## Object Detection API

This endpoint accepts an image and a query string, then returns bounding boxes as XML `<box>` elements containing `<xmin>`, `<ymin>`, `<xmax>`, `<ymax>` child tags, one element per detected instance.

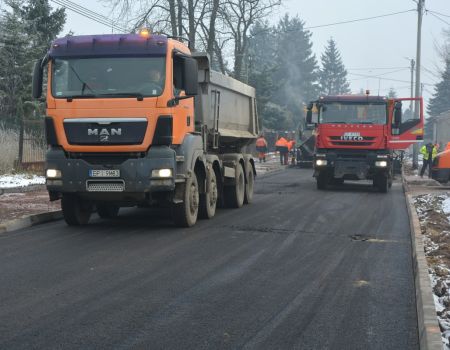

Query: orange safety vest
<box><xmin>275</xmin><ymin>137</ymin><xmax>288</xmax><ymax>148</ymax></box>
<box><xmin>256</xmin><ymin>137</ymin><xmax>267</xmax><ymax>148</ymax></box>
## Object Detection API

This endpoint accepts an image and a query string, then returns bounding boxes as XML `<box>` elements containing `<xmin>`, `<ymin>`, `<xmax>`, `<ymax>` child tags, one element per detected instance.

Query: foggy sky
<box><xmin>56</xmin><ymin>0</ymin><xmax>450</xmax><ymax>113</ymax></box>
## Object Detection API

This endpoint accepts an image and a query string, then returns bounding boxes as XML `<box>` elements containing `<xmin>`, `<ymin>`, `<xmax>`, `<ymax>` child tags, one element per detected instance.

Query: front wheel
<box><xmin>172</xmin><ymin>173</ymin><xmax>199</xmax><ymax>227</ymax></box>
<box><xmin>316</xmin><ymin>172</ymin><xmax>328</xmax><ymax>190</ymax></box>
<box><xmin>375</xmin><ymin>174</ymin><xmax>389</xmax><ymax>193</ymax></box>
<box><xmin>62</xmin><ymin>194</ymin><xmax>92</xmax><ymax>226</ymax></box>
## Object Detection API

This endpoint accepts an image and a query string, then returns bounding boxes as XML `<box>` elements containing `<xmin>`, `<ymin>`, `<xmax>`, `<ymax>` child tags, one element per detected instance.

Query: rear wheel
<box><xmin>172</xmin><ymin>173</ymin><xmax>199</xmax><ymax>227</ymax></box>
<box><xmin>224</xmin><ymin>163</ymin><xmax>245</xmax><ymax>208</ymax></box>
<box><xmin>244</xmin><ymin>165</ymin><xmax>254</xmax><ymax>204</ymax></box>
<box><xmin>97</xmin><ymin>204</ymin><xmax>119</xmax><ymax>219</ymax></box>
<box><xmin>62</xmin><ymin>194</ymin><xmax>92</xmax><ymax>226</ymax></box>
<box><xmin>199</xmin><ymin>168</ymin><xmax>218</xmax><ymax>219</ymax></box>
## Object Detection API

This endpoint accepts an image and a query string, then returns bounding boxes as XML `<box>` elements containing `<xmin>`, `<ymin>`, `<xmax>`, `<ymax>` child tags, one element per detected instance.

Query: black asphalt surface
<box><xmin>0</xmin><ymin>168</ymin><xmax>418</xmax><ymax>349</ymax></box>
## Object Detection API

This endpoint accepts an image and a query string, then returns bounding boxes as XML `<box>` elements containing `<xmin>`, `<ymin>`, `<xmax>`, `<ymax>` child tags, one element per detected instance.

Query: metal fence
<box><xmin>17</xmin><ymin>119</ymin><xmax>46</xmax><ymax>172</ymax></box>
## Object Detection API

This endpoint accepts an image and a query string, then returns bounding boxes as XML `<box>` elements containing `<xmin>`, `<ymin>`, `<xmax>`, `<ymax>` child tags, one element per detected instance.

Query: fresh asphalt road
<box><xmin>0</xmin><ymin>168</ymin><xmax>418</xmax><ymax>349</ymax></box>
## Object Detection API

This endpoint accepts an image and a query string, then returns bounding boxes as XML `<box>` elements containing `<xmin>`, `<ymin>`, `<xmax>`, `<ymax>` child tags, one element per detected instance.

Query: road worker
<box><xmin>275</xmin><ymin>136</ymin><xmax>289</xmax><ymax>165</ymax></box>
<box><xmin>256</xmin><ymin>135</ymin><xmax>268</xmax><ymax>163</ymax></box>
<box><xmin>420</xmin><ymin>142</ymin><xmax>438</xmax><ymax>178</ymax></box>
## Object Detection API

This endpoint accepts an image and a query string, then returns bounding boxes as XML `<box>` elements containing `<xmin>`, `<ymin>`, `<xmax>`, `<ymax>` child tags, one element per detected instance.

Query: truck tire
<box><xmin>376</xmin><ymin>174</ymin><xmax>389</xmax><ymax>193</ymax></box>
<box><xmin>316</xmin><ymin>172</ymin><xmax>328</xmax><ymax>190</ymax></box>
<box><xmin>62</xmin><ymin>194</ymin><xmax>92</xmax><ymax>226</ymax></box>
<box><xmin>172</xmin><ymin>173</ymin><xmax>199</xmax><ymax>227</ymax></box>
<box><xmin>224</xmin><ymin>163</ymin><xmax>245</xmax><ymax>208</ymax></box>
<box><xmin>199</xmin><ymin>168</ymin><xmax>217</xmax><ymax>219</ymax></box>
<box><xmin>244</xmin><ymin>166</ymin><xmax>254</xmax><ymax>204</ymax></box>
<box><xmin>97</xmin><ymin>204</ymin><xmax>119</xmax><ymax>219</ymax></box>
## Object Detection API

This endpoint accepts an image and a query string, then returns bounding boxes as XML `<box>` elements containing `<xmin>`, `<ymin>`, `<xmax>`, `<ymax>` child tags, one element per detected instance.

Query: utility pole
<box><xmin>409</xmin><ymin>59</ymin><xmax>415</xmax><ymax>111</ymax></box>
<box><xmin>412</xmin><ymin>0</ymin><xmax>424</xmax><ymax>169</ymax></box>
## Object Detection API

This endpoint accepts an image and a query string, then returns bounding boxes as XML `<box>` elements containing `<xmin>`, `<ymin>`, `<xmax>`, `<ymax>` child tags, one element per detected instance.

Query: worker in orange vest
<box><xmin>275</xmin><ymin>136</ymin><xmax>289</xmax><ymax>165</ymax></box>
<box><xmin>256</xmin><ymin>135</ymin><xmax>268</xmax><ymax>163</ymax></box>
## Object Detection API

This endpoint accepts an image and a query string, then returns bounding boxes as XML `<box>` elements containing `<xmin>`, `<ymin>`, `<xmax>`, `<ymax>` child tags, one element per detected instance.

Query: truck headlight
<box><xmin>375</xmin><ymin>161</ymin><xmax>388</xmax><ymax>167</ymax></box>
<box><xmin>316</xmin><ymin>159</ymin><xmax>327</xmax><ymax>166</ymax></box>
<box><xmin>46</xmin><ymin>169</ymin><xmax>61</xmax><ymax>178</ymax></box>
<box><xmin>152</xmin><ymin>168</ymin><xmax>173</xmax><ymax>178</ymax></box>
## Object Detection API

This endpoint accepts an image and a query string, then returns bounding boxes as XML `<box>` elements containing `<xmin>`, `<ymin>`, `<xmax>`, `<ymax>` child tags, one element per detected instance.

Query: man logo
<box><xmin>88</xmin><ymin>128</ymin><xmax>122</xmax><ymax>142</ymax></box>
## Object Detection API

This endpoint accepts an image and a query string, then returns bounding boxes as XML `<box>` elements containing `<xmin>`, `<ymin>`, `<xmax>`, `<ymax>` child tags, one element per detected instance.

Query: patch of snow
<box><xmin>0</xmin><ymin>174</ymin><xmax>45</xmax><ymax>189</ymax></box>
<box><xmin>443</xmin><ymin>198</ymin><xmax>450</xmax><ymax>216</ymax></box>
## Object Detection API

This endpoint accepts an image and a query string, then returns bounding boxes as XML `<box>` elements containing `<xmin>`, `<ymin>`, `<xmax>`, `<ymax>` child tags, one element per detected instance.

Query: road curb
<box><xmin>0</xmin><ymin>210</ymin><xmax>62</xmax><ymax>234</ymax></box>
<box><xmin>403</xmin><ymin>176</ymin><xmax>443</xmax><ymax>350</ymax></box>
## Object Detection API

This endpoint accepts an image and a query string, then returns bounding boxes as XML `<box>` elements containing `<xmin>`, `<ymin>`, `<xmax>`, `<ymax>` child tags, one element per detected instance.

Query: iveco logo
<box><xmin>341</xmin><ymin>132</ymin><xmax>363</xmax><ymax>141</ymax></box>
<box><xmin>88</xmin><ymin>128</ymin><xmax>122</xmax><ymax>142</ymax></box>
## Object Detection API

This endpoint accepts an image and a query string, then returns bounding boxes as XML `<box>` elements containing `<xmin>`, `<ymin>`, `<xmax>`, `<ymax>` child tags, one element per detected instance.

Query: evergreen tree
<box><xmin>0</xmin><ymin>7</ymin><xmax>30</xmax><ymax>125</ymax></box>
<box><xmin>427</xmin><ymin>59</ymin><xmax>450</xmax><ymax>116</ymax></box>
<box><xmin>248</xmin><ymin>21</ymin><xmax>289</xmax><ymax>130</ymax></box>
<box><xmin>387</xmin><ymin>87</ymin><xmax>397</xmax><ymax>98</ymax></box>
<box><xmin>318</xmin><ymin>38</ymin><xmax>350</xmax><ymax>95</ymax></box>
<box><xmin>0</xmin><ymin>0</ymin><xmax>65</xmax><ymax>126</ymax></box>
<box><xmin>273</xmin><ymin>15</ymin><xmax>319</xmax><ymax>127</ymax></box>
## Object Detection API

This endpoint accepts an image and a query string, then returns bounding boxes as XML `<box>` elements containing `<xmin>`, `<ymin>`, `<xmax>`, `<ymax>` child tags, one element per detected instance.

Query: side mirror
<box><xmin>394</xmin><ymin>101</ymin><xmax>402</xmax><ymax>126</ymax></box>
<box><xmin>182</xmin><ymin>57</ymin><xmax>198</xmax><ymax>96</ymax></box>
<box><xmin>32</xmin><ymin>59</ymin><xmax>43</xmax><ymax>99</ymax></box>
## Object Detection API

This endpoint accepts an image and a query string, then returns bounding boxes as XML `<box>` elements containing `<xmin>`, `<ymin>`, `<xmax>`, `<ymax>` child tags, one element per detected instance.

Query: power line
<box><xmin>304</xmin><ymin>9</ymin><xmax>416</xmax><ymax>30</ymax></box>
<box><xmin>426</xmin><ymin>11</ymin><xmax>450</xmax><ymax>26</ymax></box>
<box><xmin>49</xmin><ymin>0</ymin><xmax>128</xmax><ymax>33</ymax></box>
<box><xmin>348</xmin><ymin>72</ymin><xmax>434</xmax><ymax>86</ymax></box>
<box><xmin>427</xmin><ymin>9</ymin><xmax>450</xmax><ymax>18</ymax></box>
<box><xmin>347</xmin><ymin>66</ymin><xmax>409</xmax><ymax>71</ymax></box>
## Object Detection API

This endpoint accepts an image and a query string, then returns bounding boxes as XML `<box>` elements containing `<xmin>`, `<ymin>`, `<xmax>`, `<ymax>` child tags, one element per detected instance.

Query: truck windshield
<box><xmin>51</xmin><ymin>56</ymin><xmax>166</xmax><ymax>98</ymax></box>
<box><xmin>320</xmin><ymin>102</ymin><xmax>387</xmax><ymax>124</ymax></box>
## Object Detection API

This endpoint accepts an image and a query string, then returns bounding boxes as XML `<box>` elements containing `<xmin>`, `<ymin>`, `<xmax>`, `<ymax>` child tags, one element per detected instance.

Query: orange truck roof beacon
<box><xmin>32</xmin><ymin>33</ymin><xmax>259</xmax><ymax>227</ymax></box>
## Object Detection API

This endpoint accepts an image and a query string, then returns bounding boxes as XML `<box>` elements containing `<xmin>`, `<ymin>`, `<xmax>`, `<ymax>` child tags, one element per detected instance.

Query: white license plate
<box><xmin>89</xmin><ymin>169</ymin><xmax>120</xmax><ymax>178</ymax></box>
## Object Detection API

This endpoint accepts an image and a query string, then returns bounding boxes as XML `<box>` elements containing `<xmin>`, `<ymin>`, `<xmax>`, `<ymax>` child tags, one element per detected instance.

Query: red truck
<box><xmin>306</xmin><ymin>94</ymin><xmax>424</xmax><ymax>192</ymax></box>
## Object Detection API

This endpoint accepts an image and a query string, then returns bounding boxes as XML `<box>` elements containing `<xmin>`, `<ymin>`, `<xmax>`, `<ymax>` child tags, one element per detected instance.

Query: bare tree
<box><xmin>219</xmin><ymin>0</ymin><xmax>281</xmax><ymax>81</ymax></box>
<box><xmin>104</xmin><ymin>0</ymin><xmax>282</xmax><ymax>79</ymax></box>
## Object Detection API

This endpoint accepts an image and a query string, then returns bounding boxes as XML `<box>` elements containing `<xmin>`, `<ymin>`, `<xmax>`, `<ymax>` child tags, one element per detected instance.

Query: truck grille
<box><xmin>86</xmin><ymin>180</ymin><xmax>125</xmax><ymax>192</ymax></box>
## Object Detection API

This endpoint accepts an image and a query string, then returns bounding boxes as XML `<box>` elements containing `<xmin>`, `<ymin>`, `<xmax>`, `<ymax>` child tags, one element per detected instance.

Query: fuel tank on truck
<box><xmin>192</xmin><ymin>53</ymin><xmax>259</xmax><ymax>153</ymax></box>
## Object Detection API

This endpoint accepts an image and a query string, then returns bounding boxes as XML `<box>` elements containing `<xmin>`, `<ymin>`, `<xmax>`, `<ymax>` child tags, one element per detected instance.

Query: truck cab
<box><xmin>307</xmin><ymin>94</ymin><xmax>423</xmax><ymax>192</ymax></box>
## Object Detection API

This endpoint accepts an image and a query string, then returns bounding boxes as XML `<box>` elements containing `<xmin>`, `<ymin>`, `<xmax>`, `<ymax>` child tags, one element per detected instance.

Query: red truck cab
<box><xmin>307</xmin><ymin>94</ymin><xmax>424</xmax><ymax>192</ymax></box>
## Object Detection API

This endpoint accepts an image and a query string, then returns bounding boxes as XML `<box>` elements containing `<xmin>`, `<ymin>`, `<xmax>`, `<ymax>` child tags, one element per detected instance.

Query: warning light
<box><xmin>365</xmin><ymin>89</ymin><xmax>370</xmax><ymax>96</ymax></box>
<box><xmin>139</xmin><ymin>28</ymin><xmax>151</xmax><ymax>38</ymax></box>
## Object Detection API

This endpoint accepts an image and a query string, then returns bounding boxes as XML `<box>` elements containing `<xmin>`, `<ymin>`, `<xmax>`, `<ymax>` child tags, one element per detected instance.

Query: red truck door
<box><xmin>388</xmin><ymin>97</ymin><xmax>424</xmax><ymax>150</ymax></box>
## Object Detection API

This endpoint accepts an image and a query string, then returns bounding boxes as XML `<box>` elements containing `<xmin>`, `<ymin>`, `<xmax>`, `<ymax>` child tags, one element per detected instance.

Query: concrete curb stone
<box><xmin>0</xmin><ymin>210</ymin><xmax>62</xmax><ymax>234</ymax></box>
<box><xmin>403</xmin><ymin>174</ymin><xmax>443</xmax><ymax>350</ymax></box>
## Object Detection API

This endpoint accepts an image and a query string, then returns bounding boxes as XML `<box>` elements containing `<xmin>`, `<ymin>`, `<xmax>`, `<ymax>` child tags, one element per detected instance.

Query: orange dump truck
<box><xmin>433</xmin><ymin>142</ymin><xmax>450</xmax><ymax>183</ymax></box>
<box><xmin>32</xmin><ymin>32</ymin><xmax>258</xmax><ymax>227</ymax></box>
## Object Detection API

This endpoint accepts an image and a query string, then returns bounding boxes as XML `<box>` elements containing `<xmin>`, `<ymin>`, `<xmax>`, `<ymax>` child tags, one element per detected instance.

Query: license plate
<box><xmin>89</xmin><ymin>169</ymin><xmax>120</xmax><ymax>178</ymax></box>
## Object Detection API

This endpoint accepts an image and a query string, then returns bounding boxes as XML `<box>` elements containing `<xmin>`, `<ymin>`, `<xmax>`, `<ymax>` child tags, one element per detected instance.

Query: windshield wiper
<box><xmin>97</xmin><ymin>92</ymin><xmax>144</xmax><ymax>101</ymax></box>
<box><xmin>65</xmin><ymin>94</ymin><xmax>98</xmax><ymax>101</ymax></box>
<box><xmin>325</xmin><ymin>121</ymin><xmax>347</xmax><ymax>124</ymax></box>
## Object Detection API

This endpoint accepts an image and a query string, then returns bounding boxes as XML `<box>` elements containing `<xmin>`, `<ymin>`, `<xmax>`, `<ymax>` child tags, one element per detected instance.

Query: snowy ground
<box><xmin>0</xmin><ymin>174</ymin><xmax>45</xmax><ymax>189</ymax></box>
<box><xmin>414</xmin><ymin>192</ymin><xmax>450</xmax><ymax>349</ymax></box>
